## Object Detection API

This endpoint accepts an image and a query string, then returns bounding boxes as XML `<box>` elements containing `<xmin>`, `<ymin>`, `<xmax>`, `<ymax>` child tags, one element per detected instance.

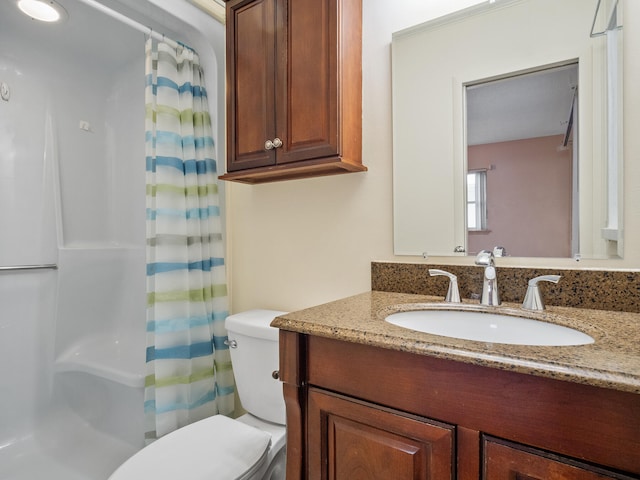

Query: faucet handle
<box><xmin>429</xmin><ymin>269</ymin><xmax>461</xmax><ymax>303</ymax></box>
<box><xmin>475</xmin><ymin>249</ymin><xmax>495</xmax><ymax>266</ymax></box>
<box><xmin>493</xmin><ymin>246</ymin><xmax>507</xmax><ymax>257</ymax></box>
<box><xmin>522</xmin><ymin>275</ymin><xmax>562</xmax><ymax>311</ymax></box>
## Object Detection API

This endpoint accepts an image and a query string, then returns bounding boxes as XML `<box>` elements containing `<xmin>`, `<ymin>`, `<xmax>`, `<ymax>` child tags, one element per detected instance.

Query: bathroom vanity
<box><xmin>273</xmin><ymin>291</ymin><xmax>640</xmax><ymax>479</ymax></box>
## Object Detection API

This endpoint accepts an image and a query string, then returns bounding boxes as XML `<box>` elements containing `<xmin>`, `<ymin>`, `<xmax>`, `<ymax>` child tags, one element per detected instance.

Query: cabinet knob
<box><xmin>264</xmin><ymin>138</ymin><xmax>283</xmax><ymax>150</ymax></box>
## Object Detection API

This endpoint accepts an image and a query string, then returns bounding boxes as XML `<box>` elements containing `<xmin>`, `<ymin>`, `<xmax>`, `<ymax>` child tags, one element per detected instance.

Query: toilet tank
<box><xmin>225</xmin><ymin>310</ymin><xmax>288</xmax><ymax>425</ymax></box>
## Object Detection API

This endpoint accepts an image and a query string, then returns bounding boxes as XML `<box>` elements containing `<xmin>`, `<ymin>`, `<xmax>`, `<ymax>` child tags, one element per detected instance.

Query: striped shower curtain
<box><xmin>144</xmin><ymin>38</ymin><xmax>234</xmax><ymax>441</ymax></box>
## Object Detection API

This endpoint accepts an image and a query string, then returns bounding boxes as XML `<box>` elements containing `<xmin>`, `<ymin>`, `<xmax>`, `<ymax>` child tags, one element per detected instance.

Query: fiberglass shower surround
<box><xmin>0</xmin><ymin>1</ymin><xmax>224</xmax><ymax>479</ymax></box>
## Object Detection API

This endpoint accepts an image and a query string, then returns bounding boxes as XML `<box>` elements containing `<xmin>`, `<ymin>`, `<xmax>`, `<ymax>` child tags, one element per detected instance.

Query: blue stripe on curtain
<box><xmin>157</xmin><ymin>76</ymin><xmax>179</xmax><ymax>91</ymax></box>
<box><xmin>184</xmin><ymin>158</ymin><xmax>217</xmax><ymax>174</ymax></box>
<box><xmin>146</xmin><ymin>341</ymin><xmax>213</xmax><ymax>361</ymax></box>
<box><xmin>147</xmin><ymin>316</ymin><xmax>231</xmax><ymax>338</ymax></box>
<box><xmin>147</xmin><ymin>315</ymin><xmax>210</xmax><ymax>333</ymax></box>
<box><xmin>145</xmin><ymin>206</ymin><xmax>221</xmax><ymax>221</ymax></box>
<box><xmin>146</xmin><ymin>258</ymin><xmax>226</xmax><ymax>275</ymax></box>
<box><xmin>216</xmin><ymin>385</ymin><xmax>235</xmax><ymax>397</ymax></box>
<box><xmin>145</xmin><ymin>156</ymin><xmax>216</xmax><ymax>174</ymax></box>
<box><xmin>156</xmin><ymin>130</ymin><xmax>183</xmax><ymax>146</ymax></box>
<box><xmin>145</xmin><ymin>383</ymin><xmax>236</xmax><ymax>415</ymax></box>
<box><xmin>145</xmin><ymin>73</ymin><xmax>208</xmax><ymax>96</ymax></box>
<box><xmin>144</xmin><ymin>390</ymin><xmax>217</xmax><ymax>415</ymax></box>
<box><xmin>156</xmin><ymin>155</ymin><xmax>184</xmax><ymax>171</ymax></box>
<box><xmin>145</xmin><ymin>38</ymin><xmax>234</xmax><ymax>442</ymax></box>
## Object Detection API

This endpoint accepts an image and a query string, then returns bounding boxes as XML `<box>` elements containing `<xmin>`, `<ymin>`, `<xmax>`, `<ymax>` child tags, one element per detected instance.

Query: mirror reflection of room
<box><xmin>465</xmin><ymin>64</ymin><xmax>578</xmax><ymax>257</ymax></box>
<box><xmin>391</xmin><ymin>0</ymin><xmax>623</xmax><ymax>260</ymax></box>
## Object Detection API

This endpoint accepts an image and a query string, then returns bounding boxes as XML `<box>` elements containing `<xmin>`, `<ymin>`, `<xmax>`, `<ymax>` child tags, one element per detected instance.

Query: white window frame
<box><xmin>467</xmin><ymin>170</ymin><xmax>487</xmax><ymax>231</ymax></box>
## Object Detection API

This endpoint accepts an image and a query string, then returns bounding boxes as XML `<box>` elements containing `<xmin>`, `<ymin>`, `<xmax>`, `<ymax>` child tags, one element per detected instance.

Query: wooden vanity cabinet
<box><xmin>220</xmin><ymin>0</ymin><xmax>366</xmax><ymax>184</ymax></box>
<box><xmin>279</xmin><ymin>331</ymin><xmax>640</xmax><ymax>480</ymax></box>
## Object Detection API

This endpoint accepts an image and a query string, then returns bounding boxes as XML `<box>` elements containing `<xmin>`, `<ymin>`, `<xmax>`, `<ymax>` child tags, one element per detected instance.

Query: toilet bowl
<box><xmin>108</xmin><ymin>309</ymin><xmax>288</xmax><ymax>480</ymax></box>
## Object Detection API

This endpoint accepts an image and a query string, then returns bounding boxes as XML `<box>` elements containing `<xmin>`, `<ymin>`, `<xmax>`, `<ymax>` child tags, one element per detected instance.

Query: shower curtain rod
<box><xmin>75</xmin><ymin>0</ymin><xmax>188</xmax><ymax>49</ymax></box>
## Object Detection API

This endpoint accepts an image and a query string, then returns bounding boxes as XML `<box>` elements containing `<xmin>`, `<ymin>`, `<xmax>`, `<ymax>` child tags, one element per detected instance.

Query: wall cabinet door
<box><xmin>225</xmin><ymin>0</ymin><xmax>278</xmax><ymax>172</ymax></box>
<box><xmin>222</xmin><ymin>0</ymin><xmax>365</xmax><ymax>183</ymax></box>
<box><xmin>483</xmin><ymin>437</ymin><xmax>636</xmax><ymax>480</ymax></box>
<box><xmin>307</xmin><ymin>388</ymin><xmax>454</xmax><ymax>480</ymax></box>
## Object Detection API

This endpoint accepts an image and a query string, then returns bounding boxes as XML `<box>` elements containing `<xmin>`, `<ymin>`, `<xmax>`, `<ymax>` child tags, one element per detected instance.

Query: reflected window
<box><xmin>467</xmin><ymin>170</ymin><xmax>487</xmax><ymax>231</ymax></box>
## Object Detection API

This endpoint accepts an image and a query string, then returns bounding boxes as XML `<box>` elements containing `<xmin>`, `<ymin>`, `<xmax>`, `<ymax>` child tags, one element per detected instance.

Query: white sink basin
<box><xmin>385</xmin><ymin>309</ymin><xmax>594</xmax><ymax>346</ymax></box>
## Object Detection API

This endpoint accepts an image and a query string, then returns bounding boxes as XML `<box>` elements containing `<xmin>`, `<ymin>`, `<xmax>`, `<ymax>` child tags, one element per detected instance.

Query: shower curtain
<box><xmin>144</xmin><ymin>38</ymin><xmax>234</xmax><ymax>441</ymax></box>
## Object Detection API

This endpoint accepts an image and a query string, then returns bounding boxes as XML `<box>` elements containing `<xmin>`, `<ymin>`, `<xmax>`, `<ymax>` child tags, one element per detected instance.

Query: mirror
<box><xmin>466</xmin><ymin>63</ymin><xmax>579</xmax><ymax>258</ymax></box>
<box><xmin>392</xmin><ymin>0</ymin><xmax>623</xmax><ymax>259</ymax></box>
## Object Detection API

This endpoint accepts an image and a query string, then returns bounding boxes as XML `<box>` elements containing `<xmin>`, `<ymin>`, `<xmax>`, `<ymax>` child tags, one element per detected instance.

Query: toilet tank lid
<box><xmin>225</xmin><ymin>309</ymin><xmax>288</xmax><ymax>341</ymax></box>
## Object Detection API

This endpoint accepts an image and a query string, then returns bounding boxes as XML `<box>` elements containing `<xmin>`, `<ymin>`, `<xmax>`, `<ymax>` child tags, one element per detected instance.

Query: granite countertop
<box><xmin>271</xmin><ymin>291</ymin><xmax>640</xmax><ymax>394</ymax></box>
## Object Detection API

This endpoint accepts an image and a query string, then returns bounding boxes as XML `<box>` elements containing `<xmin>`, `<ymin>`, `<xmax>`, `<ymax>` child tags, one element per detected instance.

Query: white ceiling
<box><xmin>466</xmin><ymin>63</ymin><xmax>579</xmax><ymax>145</ymax></box>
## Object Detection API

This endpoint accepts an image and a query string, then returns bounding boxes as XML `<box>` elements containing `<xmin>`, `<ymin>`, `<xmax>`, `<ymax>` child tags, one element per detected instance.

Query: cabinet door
<box><xmin>484</xmin><ymin>437</ymin><xmax>635</xmax><ymax>480</ymax></box>
<box><xmin>308</xmin><ymin>388</ymin><xmax>454</xmax><ymax>480</ymax></box>
<box><xmin>275</xmin><ymin>0</ymin><xmax>340</xmax><ymax>165</ymax></box>
<box><xmin>226</xmin><ymin>0</ymin><xmax>278</xmax><ymax>171</ymax></box>
<box><xmin>226</xmin><ymin>0</ymin><xmax>341</xmax><ymax>170</ymax></box>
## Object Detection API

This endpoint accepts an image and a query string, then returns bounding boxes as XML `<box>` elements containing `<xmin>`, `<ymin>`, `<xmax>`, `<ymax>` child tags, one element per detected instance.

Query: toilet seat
<box><xmin>108</xmin><ymin>415</ymin><xmax>272</xmax><ymax>480</ymax></box>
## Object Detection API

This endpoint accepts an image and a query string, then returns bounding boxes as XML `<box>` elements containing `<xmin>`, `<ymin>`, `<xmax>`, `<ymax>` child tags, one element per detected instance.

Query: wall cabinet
<box><xmin>279</xmin><ymin>332</ymin><xmax>640</xmax><ymax>479</ymax></box>
<box><xmin>220</xmin><ymin>0</ymin><xmax>366</xmax><ymax>184</ymax></box>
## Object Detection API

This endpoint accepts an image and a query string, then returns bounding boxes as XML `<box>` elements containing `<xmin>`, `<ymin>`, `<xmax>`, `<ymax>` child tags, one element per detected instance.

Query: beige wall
<box><xmin>226</xmin><ymin>0</ymin><xmax>640</xmax><ymax>314</ymax></box>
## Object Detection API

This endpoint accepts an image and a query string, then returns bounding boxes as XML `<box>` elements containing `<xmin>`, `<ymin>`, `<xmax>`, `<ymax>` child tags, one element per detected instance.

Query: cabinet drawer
<box><xmin>483</xmin><ymin>437</ymin><xmax>637</xmax><ymax>480</ymax></box>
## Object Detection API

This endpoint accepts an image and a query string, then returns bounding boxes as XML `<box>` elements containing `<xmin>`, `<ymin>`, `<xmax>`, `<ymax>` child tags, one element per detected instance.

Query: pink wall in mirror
<box><xmin>467</xmin><ymin>134</ymin><xmax>572</xmax><ymax>257</ymax></box>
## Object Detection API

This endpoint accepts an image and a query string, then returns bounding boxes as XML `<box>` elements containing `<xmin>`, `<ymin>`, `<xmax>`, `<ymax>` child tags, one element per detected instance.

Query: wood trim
<box><xmin>279</xmin><ymin>330</ymin><xmax>304</xmax><ymax>386</ymax></box>
<box><xmin>457</xmin><ymin>427</ymin><xmax>481</xmax><ymax>480</ymax></box>
<box><xmin>279</xmin><ymin>331</ymin><xmax>307</xmax><ymax>478</ymax></box>
<box><xmin>219</xmin><ymin>157</ymin><xmax>366</xmax><ymax>183</ymax></box>
<box><xmin>338</xmin><ymin>0</ymin><xmax>362</xmax><ymax>167</ymax></box>
<box><xmin>283</xmin><ymin>383</ymin><xmax>306</xmax><ymax>479</ymax></box>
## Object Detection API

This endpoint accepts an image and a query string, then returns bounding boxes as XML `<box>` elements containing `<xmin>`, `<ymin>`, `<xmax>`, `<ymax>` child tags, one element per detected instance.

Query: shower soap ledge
<box><xmin>55</xmin><ymin>335</ymin><xmax>145</xmax><ymax>388</ymax></box>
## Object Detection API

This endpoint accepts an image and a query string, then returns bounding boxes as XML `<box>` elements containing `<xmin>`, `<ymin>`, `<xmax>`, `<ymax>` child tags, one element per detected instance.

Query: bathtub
<box><xmin>0</xmin><ymin>248</ymin><xmax>146</xmax><ymax>480</ymax></box>
<box><xmin>54</xmin><ymin>247</ymin><xmax>147</xmax><ymax>448</ymax></box>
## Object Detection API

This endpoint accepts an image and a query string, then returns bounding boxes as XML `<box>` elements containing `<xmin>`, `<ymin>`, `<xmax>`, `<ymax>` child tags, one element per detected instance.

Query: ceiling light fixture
<box><xmin>17</xmin><ymin>0</ymin><xmax>68</xmax><ymax>23</ymax></box>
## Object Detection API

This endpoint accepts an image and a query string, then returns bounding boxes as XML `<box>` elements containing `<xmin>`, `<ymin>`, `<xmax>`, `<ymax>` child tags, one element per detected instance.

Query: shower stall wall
<box><xmin>0</xmin><ymin>1</ymin><xmax>224</xmax><ymax>479</ymax></box>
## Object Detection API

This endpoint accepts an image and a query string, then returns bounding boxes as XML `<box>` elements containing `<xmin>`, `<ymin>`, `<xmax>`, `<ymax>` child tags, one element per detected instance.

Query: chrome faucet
<box><xmin>475</xmin><ymin>250</ymin><xmax>500</xmax><ymax>306</ymax></box>
<box><xmin>522</xmin><ymin>275</ymin><xmax>562</xmax><ymax>310</ymax></box>
<box><xmin>429</xmin><ymin>269</ymin><xmax>461</xmax><ymax>303</ymax></box>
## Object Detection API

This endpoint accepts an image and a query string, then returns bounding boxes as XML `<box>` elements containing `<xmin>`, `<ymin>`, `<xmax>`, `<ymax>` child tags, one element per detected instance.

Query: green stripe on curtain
<box><xmin>147</xmin><ymin>285</ymin><xmax>228</xmax><ymax>306</ymax></box>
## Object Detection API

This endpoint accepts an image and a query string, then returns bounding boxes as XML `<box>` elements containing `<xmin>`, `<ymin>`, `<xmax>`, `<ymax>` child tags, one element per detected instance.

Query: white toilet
<box><xmin>108</xmin><ymin>309</ymin><xmax>288</xmax><ymax>480</ymax></box>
